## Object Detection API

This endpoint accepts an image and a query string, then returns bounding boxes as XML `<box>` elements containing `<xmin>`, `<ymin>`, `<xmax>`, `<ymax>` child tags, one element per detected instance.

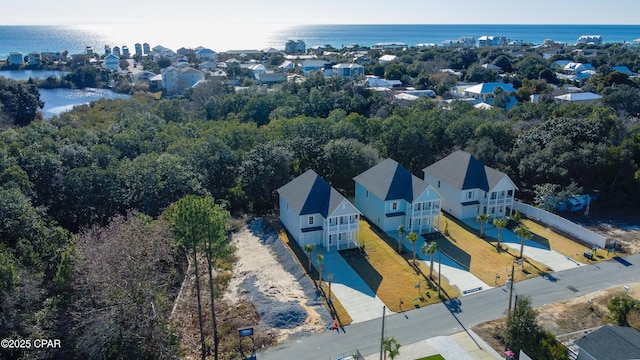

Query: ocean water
<box><xmin>39</xmin><ymin>88</ymin><xmax>131</xmax><ymax>119</ymax></box>
<box><xmin>1</xmin><ymin>24</ymin><xmax>639</xmax><ymax>58</ymax></box>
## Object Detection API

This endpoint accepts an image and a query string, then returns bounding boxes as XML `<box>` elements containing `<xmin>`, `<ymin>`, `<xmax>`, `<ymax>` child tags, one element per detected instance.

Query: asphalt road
<box><xmin>257</xmin><ymin>253</ymin><xmax>640</xmax><ymax>360</ymax></box>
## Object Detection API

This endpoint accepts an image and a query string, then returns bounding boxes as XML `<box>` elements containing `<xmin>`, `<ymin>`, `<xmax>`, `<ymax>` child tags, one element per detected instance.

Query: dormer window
<box><xmin>308</xmin><ymin>216</ymin><xmax>314</xmax><ymax>225</ymax></box>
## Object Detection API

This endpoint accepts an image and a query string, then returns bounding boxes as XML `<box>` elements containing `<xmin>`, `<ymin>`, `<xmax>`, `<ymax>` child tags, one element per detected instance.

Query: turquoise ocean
<box><xmin>1</xmin><ymin>24</ymin><xmax>640</xmax><ymax>59</ymax></box>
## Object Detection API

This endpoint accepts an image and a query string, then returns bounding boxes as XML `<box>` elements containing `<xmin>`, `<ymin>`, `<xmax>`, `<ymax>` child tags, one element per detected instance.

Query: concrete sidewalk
<box><xmin>313</xmin><ymin>248</ymin><xmax>390</xmax><ymax>324</ymax></box>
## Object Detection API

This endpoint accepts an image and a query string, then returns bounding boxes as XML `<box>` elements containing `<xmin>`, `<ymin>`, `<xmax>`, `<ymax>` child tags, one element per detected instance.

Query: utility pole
<box><xmin>379</xmin><ymin>306</ymin><xmax>386</xmax><ymax>360</ymax></box>
<box><xmin>438</xmin><ymin>250</ymin><xmax>442</xmax><ymax>298</ymax></box>
<box><xmin>507</xmin><ymin>261</ymin><xmax>515</xmax><ymax>316</ymax></box>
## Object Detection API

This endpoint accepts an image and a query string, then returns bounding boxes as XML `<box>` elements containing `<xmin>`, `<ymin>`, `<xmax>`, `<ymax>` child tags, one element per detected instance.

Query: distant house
<box><xmin>332</xmin><ymin>63</ymin><xmax>364</xmax><ymax>78</ymax></box>
<box><xmin>279</xmin><ymin>60</ymin><xmax>295</xmax><ymax>71</ymax></box>
<box><xmin>112</xmin><ymin>46</ymin><xmax>121</xmax><ymax>57</ymax></box>
<box><xmin>134</xmin><ymin>43</ymin><xmax>143</xmax><ymax>56</ymax></box>
<box><xmin>611</xmin><ymin>66</ymin><xmax>633</xmax><ymax>75</ymax></box>
<box><xmin>256</xmin><ymin>72</ymin><xmax>287</xmax><ymax>85</ymax></box>
<box><xmin>133</xmin><ymin>70</ymin><xmax>157</xmax><ymax>83</ymax></box>
<box><xmin>277</xmin><ymin>170</ymin><xmax>361</xmax><ymax>252</ymax></box>
<box><xmin>463</xmin><ymin>82</ymin><xmax>516</xmax><ymax>99</ymax></box>
<box><xmin>378</xmin><ymin>54</ymin><xmax>397</xmax><ymax>64</ymax></box>
<box><xmin>104</xmin><ymin>54</ymin><xmax>120</xmax><ymax>71</ymax></box>
<box><xmin>8</xmin><ymin>52</ymin><xmax>24</xmax><ymax>65</ymax></box>
<box><xmin>481</xmin><ymin>63</ymin><xmax>501</xmax><ymax>71</ymax></box>
<box><xmin>301</xmin><ymin>60</ymin><xmax>329</xmax><ymax>76</ymax></box>
<box><xmin>365</xmin><ymin>75</ymin><xmax>402</xmax><ymax>88</ymax></box>
<box><xmin>195</xmin><ymin>47</ymin><xmax>217</xmax><ymax>61</ymax></box>
<box><xmin>354</xmin><ymin>158</ymin><xmax>442</xmax><ymax>234</ymax></box>
<box><xmin>577</xmin><ymin>35</ymin><xmax>602</xmax><ymax>45</ymax></box>
<box><xmin>28</xmin><ymin>51</ymin><xmax>41</xmax><ymax>65</ymax></box>
<box><xmin>162</xmin><ymin>66</ymin><xmax>204</xmax><ymax>94</ymax></box>
<box><xmin>423</xmin><ymin>150</ymin><xmax>517</xmax><ymax>220</ymax></box>
<box><xmin>554</xmin><ymin>92</ymin><xmax>602</xmax><ymax>103</ymax></box>
<box><xmin>478</xmin><ymin>36</ymin><xmax>509</xmax><ymax>47</ymax></box>
<box><xmin>573</xmin><ymin>325</ymin><xmax>640</xmax><ymax>360</ymax></box>
<box><xmin>285</xmin><ymin>40</ymin><xmax>306</xmax><ymax>54</ymax></box>
<box><xmin>372</xmin><ymin>42</ymin><xmax>407</xmax><ymax>50</ymax></box>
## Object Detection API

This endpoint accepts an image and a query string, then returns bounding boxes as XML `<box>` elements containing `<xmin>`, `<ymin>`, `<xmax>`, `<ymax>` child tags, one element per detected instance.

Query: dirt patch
<box><xmin>223</xmin><ymin>218</ymin><xmax>332</xmax><ymax>342</ymax></box>
<box><xmin>563</xmin><ymin>207</ymin><xmax>640</xmax><ymax>255</ymax></box>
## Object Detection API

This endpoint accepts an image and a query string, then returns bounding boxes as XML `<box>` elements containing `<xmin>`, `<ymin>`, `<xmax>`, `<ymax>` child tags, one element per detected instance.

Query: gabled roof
<box><xmin>354</xmin><ymin>158</ymin><xmax>429</xmax><ymax>202</ymax></box>
<box><xmin>574</xmin><ymin>325</ymin><xmax>640</xmax><ymax>359</ymax></box>
<box><xmin>554</xmin><ymin>92</ymin><xmax>602</xmax><ymax>102</ymax></box>
<box><xmin>464</xmin><ymin>82</ymin><xmax>516</xmax><ymax>95</ymax></box>
<box><xmin>423</xmin><ymin>150</ymin><xmax>490</xmax><ymax>191</ymax></box>
<box><xmin>277</xmin><ymin>170</ymin><xmax>355</xmax><ymax>217</ymax></box>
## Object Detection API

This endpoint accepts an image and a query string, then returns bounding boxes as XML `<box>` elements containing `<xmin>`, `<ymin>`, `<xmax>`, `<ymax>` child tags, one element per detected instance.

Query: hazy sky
<box><xmin>3</xmin><ymin>0</ymin><xmax>640</xmax><ymax>25</ymax></box>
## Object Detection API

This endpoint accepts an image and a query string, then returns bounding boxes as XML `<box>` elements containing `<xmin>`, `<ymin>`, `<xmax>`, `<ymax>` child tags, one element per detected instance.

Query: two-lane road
<box><xmin>259</xmin><ymin>253</ymin><xmax>640</xmax><ymax>360</ymax></box>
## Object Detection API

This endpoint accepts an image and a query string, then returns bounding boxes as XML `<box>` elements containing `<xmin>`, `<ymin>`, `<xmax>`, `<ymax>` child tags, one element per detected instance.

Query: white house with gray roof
<box><xmin>277</xmin><ymin>170</ymin><xmax>360</xmax><ymax>252</ymax></box>
<box><xmin>354</xmin><ymin>158</ymin><xmax>442</xmax><ymax>234</ymax></box>
<box><xmin>423</xmin><ymin>150</ymin><xmax>517</xmax><ymax>220</ymax></box>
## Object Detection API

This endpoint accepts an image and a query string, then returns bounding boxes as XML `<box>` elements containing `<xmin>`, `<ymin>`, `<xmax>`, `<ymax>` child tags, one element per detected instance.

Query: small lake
<box><xmin>39</xmin><ymin>88</ymin><xmax>131</xmax><ymax>119</ymax></box>
<box><xmin>0</xmin><ymin>69</ymin><xmax>69</xmax><ymax>81</ymax></box>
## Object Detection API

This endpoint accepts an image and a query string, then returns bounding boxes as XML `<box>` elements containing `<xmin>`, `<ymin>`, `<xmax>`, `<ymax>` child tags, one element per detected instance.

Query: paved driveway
<box><xmin>312</xmin><ymin>248</ymin><xmax>390</xmax><ymax>324</ymax></box>
<box><xmin>395</xmin><ymin>232</ymin><xmax>492</xmax><ymax>296</ymax></box>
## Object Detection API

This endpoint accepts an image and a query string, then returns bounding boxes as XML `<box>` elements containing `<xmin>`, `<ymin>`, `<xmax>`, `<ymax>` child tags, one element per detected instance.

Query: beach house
<box><xmin>277</xmin><ymin>170</ymin><xmax>361</xmax><ymax>252</ymax></box>
<box><xmin>423</xmin><ymin>150</ymin><xmax>517</xmax><ymax>220</ymax></box>
<box><xmin>354</xmin><ymin>158</ymin><xmax>442</xmax><ymax>234</ymax></box>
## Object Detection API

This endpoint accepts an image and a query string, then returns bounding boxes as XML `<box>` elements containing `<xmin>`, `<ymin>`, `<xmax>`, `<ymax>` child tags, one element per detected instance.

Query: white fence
<box><xmin>513</xmin><ymin>201</ymin><xmax>607</xmax><ymax>248</ymax></box>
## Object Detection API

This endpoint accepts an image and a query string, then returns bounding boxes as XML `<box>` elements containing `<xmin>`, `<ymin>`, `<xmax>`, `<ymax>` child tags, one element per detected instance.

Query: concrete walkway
<box><xmin>394</xmin><ymin>232</ymin><xmax>493</xmax><ymax>296</ymax></box>
<box><xmin>313</xmin><ymin>248</ymin><xmax>390</xmax><ymax>324</ymax></box>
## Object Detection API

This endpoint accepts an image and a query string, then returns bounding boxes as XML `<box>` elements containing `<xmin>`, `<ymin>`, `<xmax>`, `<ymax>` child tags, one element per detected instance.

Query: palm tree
<box><xmin>383</xmin><ymin>337</ymin><xmax>401</xmax><ymax>360</ymax></box>
<box><xmin>302</xmin><ymin>243</ymin><xmax>315</xmax><ymax>273</ymax></box>
<box><xmin>407</xmin><ymin>232</ymin><xmax>418</xmax><ymax>266</ymax></box>
<box><xmin>493</xmin><ymin>218</ymin><xmax>507</xmax><ymax>251</ymax></box>
<box><xmin>316</xmin><ymin>253</ymin><xmax>324</xmax><ymax>283</ymax></box>
<box><xmin>476</xmin><ymin>213</ymin><xmax>491</xmax><ymax>238</ymax></box>
<box><xmin>397</xmin><ymin>224</ymin><xmax>405</xmax><ymax>254</ymax></box>
<box><xmin>421</xmin><ymin>241</ymin><xmax>438</xmax><ymax>280</ymax></box>
<box><xmin>514</xmin><ymin>224</ymin><xmax>533</xmax><ymax>259</ymax></box>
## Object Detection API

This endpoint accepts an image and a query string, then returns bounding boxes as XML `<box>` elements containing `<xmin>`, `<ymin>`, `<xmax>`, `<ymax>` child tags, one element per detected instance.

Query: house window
<box><xmin>339</xmin><ymin>216</ymin><xmax>344</xmax><ymax>224</ymax></box>
<box><xmin>338</xmin><ymin>234</ymin><xmax>343</xmax><ymax>240</ymax></box>
<box><xmin>409</xmin><ymin>219</ymin><xmax>412</xmax><ymax>228</ymax></box>
<box><xmin>416</xmin><ymin>203</ymin><xmax>421</xmax><ymax>211</ymax></box>
<box><xmin>491</xmin><ymin>207</ymin><xmax>495</xmax><ymax>214</ymax></box>
<box><xmin>491</xmin><ymin>192</ymin><xmax>497</xmax><ymax>200</ymax></box>
<box><xmin>308</xmin><ymin>216</ymin><xmax>314</xmax><ymax>225</ymax></box>
<box><xmin>437</xmin><ymin>181</ymin><xmax>441</xmax><ymax>188</ymax></box>
<box><xmin>499</xmin><ymin>206</ymin><xmax>503</xmax><ymax>213</ymax></box>
<box><xmin>392</xmin><ymin>202</ymin><xmax>398</xmax><ymax>211</ymax></box>
<box><xmin>366</xmin><ymin>190</ymin><xmax>369</xmax><ymax>198</ymax></box>
<box><xmin>467</xmin><ymin>191</ymin><xmax>473</xmax><ymax>199</ymax></box>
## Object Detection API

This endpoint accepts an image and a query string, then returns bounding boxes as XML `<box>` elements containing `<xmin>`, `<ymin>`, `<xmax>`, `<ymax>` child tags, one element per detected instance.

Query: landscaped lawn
<box><xmin>442</xmin><ymin>213</ymin><xmax>549</xmax><ymax>283</ymax></box>
<box><xmin>349</xmin><ymin>219</ymin><xmax>460</xmax><ymax>313</ymax></box>
<box><xmin>520</xmin><ymin>218</ymin><xmax>611</xmax><ymax>262</ymax></box>
<box><xmin>415</xmin><ymin>355</ymin><xmax>445</xmax><ymax>360</ymax></box>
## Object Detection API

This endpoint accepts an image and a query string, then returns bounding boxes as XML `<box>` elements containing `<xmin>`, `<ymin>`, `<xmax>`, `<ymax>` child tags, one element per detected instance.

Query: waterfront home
<box><xmin>577</xmin><ymin>35</ymin><xmax>602</xmax><ymax>45</ymax></box>
<box><xmin>135</xmin><ymin>43</ymin><xmax>143</xmax><ymax>56</ymax></box>
<box><xmin>423</xmin><ymin>150</ymin><xmax>517</xmax><ymax>220</ymax></box>
<box><xmin>332</xmin><ymin>63</ymin><xmax>364</xmax><ymax>78</ymax></box>
<box><xmin>28</xmin><ymin>51</ymin><xmax>41</xmax><ymax>65</ymax></box>
<box><xmin>277</xmin><ymin>170</ymin><xmax>361</xmax><ymax>252</ymax></box>
<box><xmin>354</xmin><ymin>158</ymin><xmax>442</xmax><ymax>234</ymax></box>
<box><xmin>104</xmin><ymin>54</ymin><xmax>120</xmax><ymax>71</ymax></box>
<box><xmin>478</xmin><ymin>36</ymin><xmax>509</xmax><ymax>47</ymax></box>
<box><xmin>113</xmin><ymin>46</ymin><xmax>121</xmax><ymax>57</ymax></box>
<box><xmin>8</xmin><ymin>52</ymin><xmax>24</xmax><ymax>66</ymax></box>
<box><xmin>285</xmin><ymin>40</ymin><xmax>306</xmax><ymax>54</ymax></box>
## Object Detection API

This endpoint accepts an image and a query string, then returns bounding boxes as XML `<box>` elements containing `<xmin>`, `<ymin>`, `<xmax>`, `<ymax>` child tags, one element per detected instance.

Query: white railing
<box><xmin>513</xmin><ymin>201</ymin><xmax>607</xmax><ymax>248</ymax></box>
